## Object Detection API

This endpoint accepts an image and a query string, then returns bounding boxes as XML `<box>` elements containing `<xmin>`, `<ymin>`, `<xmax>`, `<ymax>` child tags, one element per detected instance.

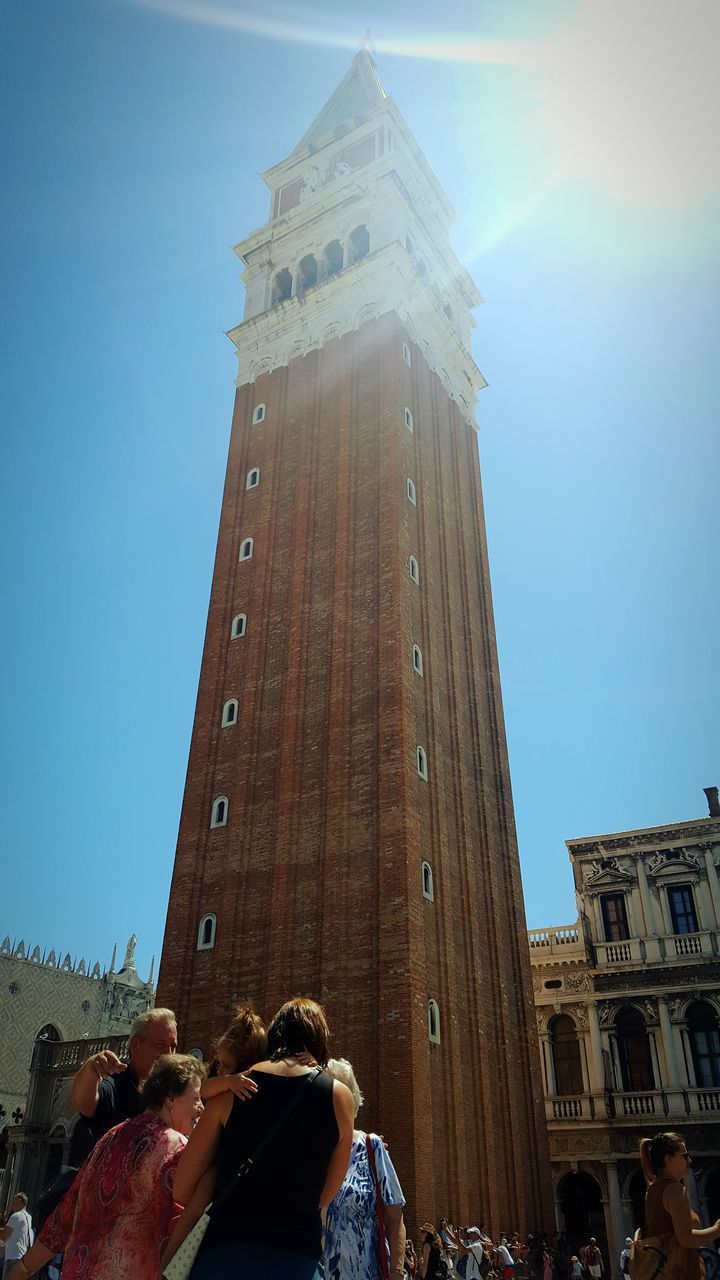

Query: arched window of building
<box><xmin>412</xmin><ymin>644</ymin><xmax>423</xmax><ymax>676</ymax></box>
<box><xmin>239</xmin><ymin>537</ymin><xmax>254</xmax><ymax>562</ymax></box>
<box><xmin>688</xmin><ymin>1001</ymin><xmax>720</xmax><ymax>1087</ymax></box>
<box><xmin>298</xmin><ymin>255</ymin><xmax>318</xmax><ymax>292</ymax></box>
<box><xmin>406</xmin><ymin>477</ymin><xmax>417</xmax><ymax>505</ymax></box>
<box><xmin>409</xmin><ymin>556</ymin><xmax>420</xmax><ymax>585</ymax></box>
<box><xmin>601</xmin><ymin>892</ymin><xmax>629</xmax><ymax>942</ymax></box>
<box><xmin>197</xmin><ymin>913</ymin><xmax>217</xmax><ymax>951</ymax></box>
<box><xmin>231</xmin><ymin>613</ymin><xmax>247</xmax><ymax>639</ymax></box>
<box><xmin>404</xmin><ymin>406</ymin><xmax>414</xmax><ymax>433</ymax></box>
<box><xmin>35</xmin><ymin>1024</ymin><xmax>60</xmax><ymax>1043</ymax></box>
<box><xmin>271</xmin><ymin>270</ymin><xmax>293</xmax><ymax>305</ymax></box>
<box><xmin>428</xmin><ymin>999</ymin><xmax>441</xmax><ymax>1044</ymax></box>
<box><xmin>615</xmin><ymin>1006</ymin><xmax>655</xmax><ymax>1091</ymax></box>
<box><xmin>210</xmin><ymin>796</ymin><xmax>228</xmax><ymax>828</ymax></box>
<box><xmin>402</xmin><ymin>342</ymin><xmax>412</xmax><ymax>368</ymax></box>
<box><xmin>271</xmin><ymin>269</ymin><xmax>292</xmax><ymax>305</ymax></box>
<box><xmin>252</xmin><ymin>403</ymin><xmax>266</xmax><ymax>425</ymax></box>
<box><xmin>221</xmin><ymin>698</ymin><xmax>238</xmax><ymax>727</ymax></box>
<box><xmin>421</xmin><ymin>861</ymin><xmax>434</xmax><ymax>901</ymax></box>
<box><xmin>550</xmin><ymin>1014</ymin><xmax>584</xmax><ymax>1095</ymax></box>
<box><xmin>349</xmin><ymin>225</ymin><xmax>370</xmax><ymax>262</ymax></box>
<box><xmin>246</xmin><ymin>467</ymin><xmax>261</xmax><ymax>490</ymax></box>
<box><xmin>417</xmin><ymin>746</ymin><xmax>428</xmax><ymax>780</ymax></box>
<box><xmin>324</xmin><ymin>240</ymin><xmax>343</xmax><ymax>277</ymax></box>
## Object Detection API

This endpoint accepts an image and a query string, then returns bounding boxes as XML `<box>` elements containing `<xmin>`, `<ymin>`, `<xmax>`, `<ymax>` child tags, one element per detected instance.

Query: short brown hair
<box><xmin>267</xmin><ymin>996</ymin><xmax>330</xmax><ymax>1065</ymax></box>
<box><xmin>141</xmin><ymin>1053</ymin><xmax>206</xmax><ymax>1111</ymax></box>
<box><xmin>215</xmin><ymin>1004</ymin><xmax>268</xmax><ymax>1072</ymax></box>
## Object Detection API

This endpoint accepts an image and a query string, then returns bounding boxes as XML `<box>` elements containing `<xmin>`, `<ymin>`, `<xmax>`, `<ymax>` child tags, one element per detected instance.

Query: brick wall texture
<box><xmin>158</xmin><ymin>310</ymin><xmax>554</xmax><ymax>1233</ymax></box>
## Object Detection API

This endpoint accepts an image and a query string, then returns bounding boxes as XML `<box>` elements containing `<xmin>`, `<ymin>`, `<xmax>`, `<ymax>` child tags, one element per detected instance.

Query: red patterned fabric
<box><xmin>41</xmin><ymin>1112</ymin><xmax>186</xmax><ymax>1279</ymax></box>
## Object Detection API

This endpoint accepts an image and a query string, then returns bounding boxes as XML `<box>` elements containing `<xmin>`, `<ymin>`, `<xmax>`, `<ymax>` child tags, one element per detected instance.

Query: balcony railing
<box><xmin>670</xmin><ymin>931</ymin><xmax>714</xmax><ymax>958</ymax></box>
<box><xmin>688</xmin><ymin>1088</ymin><xmax>720</xmax><ymax>1113</ymax></box>
<box><xmin>619</xmin><ymin>1091</ymin><xmax>661</xmax><ymax>1117</ymax></box>
<box><xmin>594</xmin><ymin>938</ymin><xmax>642</xmax><ymax>966</ymax></box>
<box><xmin>528</xmin><ymin>925</ymin><xmax>586</xmax><ymax>958</ymax></box>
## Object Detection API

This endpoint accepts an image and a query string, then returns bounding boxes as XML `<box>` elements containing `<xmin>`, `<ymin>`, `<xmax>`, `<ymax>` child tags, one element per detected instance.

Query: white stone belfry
<box><xmin>229</xmin><ymin>50</ymin><xmax>486</xmax><ymax>422</ymax></box>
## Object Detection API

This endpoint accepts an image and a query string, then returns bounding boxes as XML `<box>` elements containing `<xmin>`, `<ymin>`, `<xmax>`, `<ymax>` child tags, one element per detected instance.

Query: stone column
<box><xmin>701</xmin><ymin>845</ymin><xmax>720</xmax><ymax>928</ymax></box>
<box><xmin>658</xmin><ymin>997</ymin><xmax>687</xmax><ymax>1113</ymax></box>
<box><xmin>592</xmin><ymin>895</ymin><xmax>605</xmax><ymax>944</ymax></box>
<box><xmin>587</xmin><ymin>1003</ymin><xmax>605</xmax><ymax>1092</ymax></box>
<box><xmin>541</xmin><ymin>1033</ymin><xmax>557</xmax><ymax>1095</ymax></box>
<box><xmin>607</xmin><ymin>1162</ymin><xmax>626</xmax><ymax>1269</ymax></box>
<box><xmin>636</xmin><ymin>859</ymin><xmax>657</xmax><ymax>934</ymax></box>
<box><xmin>648</xmin><ymin>1030</ymin><xmax>663</xmax><ymax>1092</ymax></box>
<box><xmin>624</xmin><ymin>890</ymin><xmax>640</xmax><ymax>940</ymax></box>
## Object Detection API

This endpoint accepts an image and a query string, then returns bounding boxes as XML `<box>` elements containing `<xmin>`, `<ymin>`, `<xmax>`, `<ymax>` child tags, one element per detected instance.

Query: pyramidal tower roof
<box><xmin>290</xmin><ymin>49</ymin><xmax>387</xmax><ymax>158</ymax></box>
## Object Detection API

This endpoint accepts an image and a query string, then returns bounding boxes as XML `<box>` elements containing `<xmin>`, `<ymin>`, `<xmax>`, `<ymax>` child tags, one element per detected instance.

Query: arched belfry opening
<box><xmin>271</xmin><ymin>268</ymin><xmax>292</xmax><ymax>304</ymax></box>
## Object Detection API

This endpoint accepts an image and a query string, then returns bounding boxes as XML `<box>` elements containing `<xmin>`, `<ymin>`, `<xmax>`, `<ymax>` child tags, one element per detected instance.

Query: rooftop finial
<box><xmin>359</xmin><ymin>28</ymin><xmax>376</xmax><ymax>58</ymax></box>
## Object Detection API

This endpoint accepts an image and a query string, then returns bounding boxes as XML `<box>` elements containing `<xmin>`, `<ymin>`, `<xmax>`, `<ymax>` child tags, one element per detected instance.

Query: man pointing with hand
<box><xmin>70</xmin><ymin>1008</ymin><xmax>177</xmax><ymax>1163</ymax></box>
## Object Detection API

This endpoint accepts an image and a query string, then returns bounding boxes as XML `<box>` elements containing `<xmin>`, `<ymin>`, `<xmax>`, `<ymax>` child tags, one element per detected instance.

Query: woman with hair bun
<box><xmin>200</xmin><ymin>1003</ymin><xmax>268</xmax><ymax>1103</ymax></box>
<box><xmin>636</xmin><ymin>1131</ymin><xmax>720</xmax><ymax>1280</ymax></box>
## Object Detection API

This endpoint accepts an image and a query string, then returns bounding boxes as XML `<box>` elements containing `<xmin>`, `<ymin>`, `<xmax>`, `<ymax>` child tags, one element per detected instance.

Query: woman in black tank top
<box><xmin>171</xmin><ymin>998</ymin><xmax>354</xmax><ymax>1280</ymax></box>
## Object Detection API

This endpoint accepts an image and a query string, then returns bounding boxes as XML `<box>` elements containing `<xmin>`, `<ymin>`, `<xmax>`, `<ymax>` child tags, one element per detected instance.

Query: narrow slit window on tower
<box><xmin>428</xmin><ymin>998</ymin><xmax>441</xmax><ymax>1044</ymax></box>
<box><xmin>210</xmin><ymin>796</ymin><xmax>228</xmax><ymax>828</ymax></box>
<box><xmin>412</xmin><ymin>644</ymin><xmax>423</xmax><ymax>676</ymax></box>
<box><xmin>404</xmin><ymin>406</ymin><xmax>414</xmax><ymax>433</ymax></box>
<box><xmin>197</xmin><ymin>913</ymin><xmax>217</xmax><ymax>951</ymax></box>
<box><xmin>231</xmin><ymin>613</ymin><xmax>247</xmax><ymax>639</ymax></box>
<box><xmin>221</xmin><ymin>698</ymin><xmax>238</xmax><ymax>727</ymax></box>
<box><xmin>252</xmin><ymin>403</ymin><xmax>266</xmax><ymax>425</ymax></box>
<box><xmin>409</xmin><ymin>555</ymin><xmax>420</xmax><ymax>585</ymax></box>
<box><xmin>406</xmin><ymin>477</ymin><xmax>417</xmax><ymax>505</ymax></box>
<box><xmin>239</xmin><ymin>537</ymin><xmax>254</xmax><ymax>562</ymax></box>
<box><xmin>402</xmin><ymin>342</ymin><xmax>412</xmax><ymax>368</ymax></box>
<box><xmin>246</xmin><ymin>467</ymin><xmax>261</xmax><ymax>490</ymax></box>
<box><xmin>421</xmin><ymin>861</ymin><xmax>434</xmax><ymax>901</ymax></box>
<box><xmin>417</xmin><ymin>746</ymin><xmax>428</xmax><ymax>780</ymax></box>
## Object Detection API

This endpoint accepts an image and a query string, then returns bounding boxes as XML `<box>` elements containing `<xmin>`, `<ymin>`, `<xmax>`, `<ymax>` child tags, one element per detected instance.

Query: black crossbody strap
<box><xmin>209</xmin><ymin>1066</ymin><xmax>322</xmax><ymax>1216</ymax></box>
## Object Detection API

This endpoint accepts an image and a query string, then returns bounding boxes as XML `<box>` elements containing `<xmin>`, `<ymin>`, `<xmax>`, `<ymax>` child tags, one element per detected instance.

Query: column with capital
<box><xmin>587</xmin><ymin>1001</ymin><xmax>609</xmax><ymax>1118</ymax></box>
<box><xmin>636</xmin><ymin>859</ymin><xmax>662</xmax><ymax>961</ymax></box>
<box><xmin>657</xmin><ymin>996</ymin><xmax>687</xmax><ymax>1114</ymax></box>
<box><xmin>701</xmin><ymin>844</ymin><xmax>720</xmax><ymax>929</ymax></box>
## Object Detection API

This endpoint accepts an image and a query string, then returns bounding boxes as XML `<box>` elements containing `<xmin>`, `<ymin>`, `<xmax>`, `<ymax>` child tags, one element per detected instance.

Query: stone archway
<box><xmin>557</xmin><ymin>1170</ymin><xmax>606</xmax><ymax>1256</ymax></box>
<box><xmin>626</xmin><ymin>1167</ymin><xmax>646</xmax><ymax>1234</ymax></box>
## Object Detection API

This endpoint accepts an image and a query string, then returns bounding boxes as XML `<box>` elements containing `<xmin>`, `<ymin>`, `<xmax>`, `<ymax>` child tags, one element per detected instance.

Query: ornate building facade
<box><xmin>0</xmin><ymin>936</ymin><xmax>153</xmax><ymax>1210</ymax></box>
<box><xmin>530</xmin><ymin>789</ymin><xmax>720</xmax><ymax>1263</ymax></box>
<box><xmin>158</xmin><ymin>50</ymin><xmax>553</xmax><ymax>1229</ymax></box>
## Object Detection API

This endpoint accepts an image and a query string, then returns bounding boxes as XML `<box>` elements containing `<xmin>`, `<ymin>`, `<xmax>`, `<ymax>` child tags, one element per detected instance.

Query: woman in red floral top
<box><xmin>11</xmin><ymin>1054</ymin><xmax>204</xmax><ymax>1280</ymax></box>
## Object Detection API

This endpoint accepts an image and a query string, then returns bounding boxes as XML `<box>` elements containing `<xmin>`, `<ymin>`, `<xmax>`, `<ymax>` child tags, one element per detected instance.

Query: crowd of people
<box><xmin>1</xmin><ymin>1002</ymin><xmax>718</xmax><ymax>1280</ymax></box>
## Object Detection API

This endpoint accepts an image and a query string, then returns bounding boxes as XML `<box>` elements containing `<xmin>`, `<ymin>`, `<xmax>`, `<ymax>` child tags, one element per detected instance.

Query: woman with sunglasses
<box><xmin>638</xmin><ymin>1132</ymin><xmax>720</xmax><ymax>1280</ymax></box>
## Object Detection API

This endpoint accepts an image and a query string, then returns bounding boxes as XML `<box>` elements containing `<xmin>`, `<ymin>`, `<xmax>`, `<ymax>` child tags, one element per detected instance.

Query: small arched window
<box><xmin>271</xmin><ymin>269</ymin><xmax>292</xmax><ymax>305</ymax></box>
<box><xmin>421</xmin><ymin>861</ymin><xmax>434</xmax><ymax>901</ymax></box>
<box><xmin>324</xmin><ymin>240</ymin><xmax>343</xmax><ymax>277</ymax></box>
<box><xmin>428</xmin><ymin>999</ymin><xmax>441</xmax><ymax>1044</ymax></box>
<box><xmin>239</xmin><ymin>537</ymin><xmax>254</xmax><ymax>562</ymax></box>
<box><xmin>417</xmin><ymin>746</ymin><xmax>428</xmax><ymax>780</ymax></box>
<box><xmin>210</xmin><ymin>796</ymin><xmax>228</xmax><ymax>828</ymax></box>
<box><xmin>246</xmin><ymin>467</ymin><xmax>261</xmax><ymax>490</ymax></box>
<box><xmin>35</xmin><ymin>1024</ymin><xmax>60</xmax><ymax>1043</ymax></box>
<box><xmin>402</xmin><ymin>342</ymin><xmax>412</xmax><ymax>368</ymax></box>
<box><xmin>550</xmin><ymin>1014</ymin><xmax>584</xmax><ymax>1095</ymax></box>
<box><xmin>615</xmin><ymin>1006</ymin><xmax>655</xmax><ymax>1092</ymax></box>
<box><xmin>406</xmin><ymin>477</ymin><xmax>416</xmax><ymax>505</ymax></box>
<box><xmin>404</xmin><ymin>406</ymin><xmax>414</xmax><ymax>433</ymax></box>
<box><xmin>298</xmin><ymin>254</ymin><xmax>318</xmax><ymax>292</ymax></box>
<box><xmin>222</xmin><ymin>698</ymin><xmax>238</xmax><ymax>727</ymax></box>
<box><xmin>349</xmin><ymin>225</ymin><xmax>370</xmax><ymax>262</ymax></box>
<box><xmin>412</xmin><ymin>644</ymin><xmax>424</xmax><ymax>676</ymax></box>
<box><xmin>409</xmin><ymin>556</ymin><xmax>420</xmax><ymax>585</ymax></box>
<box><xmin>688</xmin><ymin>1001</ymin><xmax>720</xmax><ymax>1087</ymax></box>
<box><xmin>197</xmin><ymin>913</ymin><xmax>217</xmax><ymax>951</ymax></box>
<box><xmin>252</xmin><ymin>403</ymin><xmax>266</xmax><ymax>425</ymax></box>
<box><xmin>231</xmin><ymin>613</ymin><xmax>247</xmax><ymax>639</ymax></box>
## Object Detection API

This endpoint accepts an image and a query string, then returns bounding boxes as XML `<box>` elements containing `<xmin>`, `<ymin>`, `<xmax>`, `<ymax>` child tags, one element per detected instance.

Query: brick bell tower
<box><xmin>158</xmin><ymin>51</ymin><xmax>553</xmax><ymax>1231</ymax></box>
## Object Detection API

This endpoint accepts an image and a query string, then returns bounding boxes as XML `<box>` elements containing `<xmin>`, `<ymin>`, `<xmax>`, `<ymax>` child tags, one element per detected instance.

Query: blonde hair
<box><xmin>326</xmin><ymin>1058</ymin><xmax>364</xmax><ymax>1116</ymax></box>
<box><xmin>215</xmin><ymin>1004</ymin><xmax>268</xmax><ymax>1072</ymax></box>
<box><xmin>639</xmin><ymin>1132</ymin><xmax>684</xmax><ymax>1183</ymax></box>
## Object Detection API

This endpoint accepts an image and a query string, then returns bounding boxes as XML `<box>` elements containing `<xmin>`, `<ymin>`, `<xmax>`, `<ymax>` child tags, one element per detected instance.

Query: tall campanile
<box><xmin>159</xmin><ymin>51</ymin><xmax>552</xmax><ymax>1229</ymax></box>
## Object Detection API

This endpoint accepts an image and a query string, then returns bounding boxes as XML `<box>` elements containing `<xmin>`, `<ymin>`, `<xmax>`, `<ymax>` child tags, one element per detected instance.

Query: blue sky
<box><xmin>2</xmin><ymin>0</ymin><xmax>718</xmax><ymax>982</ymax></box>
